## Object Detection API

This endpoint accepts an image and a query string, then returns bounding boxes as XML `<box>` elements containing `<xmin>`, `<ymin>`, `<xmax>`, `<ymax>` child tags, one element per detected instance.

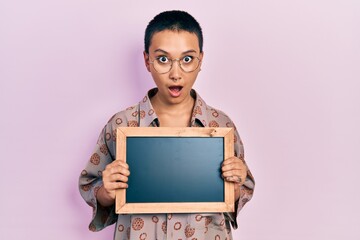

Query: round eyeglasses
<box><xmin>149</xmin><ymin>55</ymin><xmax>201</xmax><ymax>74</ymax></box>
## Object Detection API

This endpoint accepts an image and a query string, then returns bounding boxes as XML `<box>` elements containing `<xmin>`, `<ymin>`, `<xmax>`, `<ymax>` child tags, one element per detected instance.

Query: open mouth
<box><xmin>168</xmin><ymin>86</ymin><xmax>183</xmax><ymax>97</ymax></box>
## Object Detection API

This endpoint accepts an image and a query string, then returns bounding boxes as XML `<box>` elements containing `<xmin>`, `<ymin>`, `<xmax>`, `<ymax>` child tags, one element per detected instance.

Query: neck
<box><xmin>150</xmin><ymin>91</ymin><xmax>195</xmax><ymax>127</ymax></box>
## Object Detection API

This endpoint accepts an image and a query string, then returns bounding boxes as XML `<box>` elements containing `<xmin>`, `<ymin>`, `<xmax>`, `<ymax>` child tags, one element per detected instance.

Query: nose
<box><xmin>169</xmin><ymin>59</ymin><xmax>182</xmax><ymax>81</ymax></box>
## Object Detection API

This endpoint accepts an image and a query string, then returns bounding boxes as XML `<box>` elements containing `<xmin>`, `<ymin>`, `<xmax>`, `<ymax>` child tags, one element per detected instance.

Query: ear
<box><xmin>143</xmin><ymin>51</ymin><xmax>151</xmax><ymax>72</ymax></box>
<box><xmin>198</xmin><ymin>51</ymin><xmax>204</xmax><ymax>70</ymax></box>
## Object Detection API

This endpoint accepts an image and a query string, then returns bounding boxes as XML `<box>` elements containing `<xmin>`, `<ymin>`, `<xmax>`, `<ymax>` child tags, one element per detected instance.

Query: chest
<box><xmin>157</xmin><ymin>112</ymin><xmax>192</xmax><ymax>127</ymax></box>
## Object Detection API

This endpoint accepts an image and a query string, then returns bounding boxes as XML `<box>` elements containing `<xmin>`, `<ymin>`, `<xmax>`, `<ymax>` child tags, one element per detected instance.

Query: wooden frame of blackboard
<box><xmin>115</xmin><ymin>127</ymin><xmax>235</xmax><ymax>214</ymax></box>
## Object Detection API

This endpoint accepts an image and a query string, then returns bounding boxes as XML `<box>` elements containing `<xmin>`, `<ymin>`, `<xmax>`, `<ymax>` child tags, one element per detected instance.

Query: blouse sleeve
<box><xmin>224</xmin><ymin>122</ymin><xmax>255</xmax><ymax>229</ymax></box>
<box><xmin>78</xmin><ymin>123</ymin><xmax>118</xmax><ymax>231</ymax></box>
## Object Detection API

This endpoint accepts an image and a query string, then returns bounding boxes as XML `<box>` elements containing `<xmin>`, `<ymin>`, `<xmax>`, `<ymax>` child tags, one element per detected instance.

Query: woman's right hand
<box><xmin>97</xmin><ymin>160</ymin><xmax>130</xmax><ymax>207</ymax></box>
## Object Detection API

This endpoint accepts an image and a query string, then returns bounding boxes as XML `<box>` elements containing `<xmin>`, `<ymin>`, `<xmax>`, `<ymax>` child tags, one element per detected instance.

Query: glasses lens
<box><xmin>180</xmin><ymin>57</ymin><xmax>200</xmax><ymax>73</ymax></box>
<box><xmin>153</xmin><ymin>60</ymin><xmax>172</xmax><ymax>74</ymax></box>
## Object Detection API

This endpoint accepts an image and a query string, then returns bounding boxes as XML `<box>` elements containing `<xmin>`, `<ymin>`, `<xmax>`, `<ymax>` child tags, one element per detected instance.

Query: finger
<box><xmin>109</xmin><ymin>160</ymin><xmax>129</xmax><ymax>169</ymax></box>
<box><xmin>115</xmin><ymin>166</ymin><xmax>130</xmax><ymax>176</ymax></box>
<box><xmin>222</xmin><ymin>157</ymin><xmax>239</xmax><ymax>166</ymax></box>
<box><xmin>105</xmin><ymin>159</ymin><xmax>128</xmax><ymax>169</ymax></box>
<box><xmin>115</xmin><ymin>161</ymin><xmax>129</xmax><ymax>169</ymax></box>
<box><xmin>106</xmin><ymin>165</ymin><xmax>130</xmax><ymax>176</ymax></box>
<box><xmin>222</xmin><ymin>169</ymin><xmax>241</xmax><ymax>178</ymax></box>
<box><xmin>222</xmin><ymin>162</ymin><xmax>244</xmax><ymax>172</ymax></box>
<box><xmin>222</xmin><ymin>157</ymin><xmax>245</xmax><ymax>167</ymax></box>
<box><xmin>225</xmin><ymin>176</ymin><xmax>242</xmax><ymax>183</ymax></box>
<box><xmin>109</xmin><ymin>173</ymin><xmax>128</xmax><ymax>183</ymax></box>
<box><xmin>104</xmin><ymin>181</ymin><xmax>128</xmax><ymax>190</ymax></box>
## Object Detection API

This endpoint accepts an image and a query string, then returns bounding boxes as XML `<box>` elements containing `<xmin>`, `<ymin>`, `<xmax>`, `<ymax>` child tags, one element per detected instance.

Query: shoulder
<box><xmin>203</xmin><ymin>103</ymin><xmax>236</xmax><ymax>129</ymax></box>
<box><xmin>194</xmin><ymin>90</ymin><xmax>235</xmax><ymax>128</ymax></box>
<box><xmin>205</xmin><ymin>104</ymin><xmax>243</xmax><ymax>154</ymax></box>
<box><xmin>104</xmin><ymin>103</ymin><xmax>140</xmax><ymax>131</ymax></box>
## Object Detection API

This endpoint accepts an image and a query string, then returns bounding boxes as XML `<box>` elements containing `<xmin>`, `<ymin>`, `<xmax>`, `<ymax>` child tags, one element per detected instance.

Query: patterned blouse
<box><xmin>79</xmin><ymin>88</ymin><xmax>255</xmax><ymax>240</ymax></box>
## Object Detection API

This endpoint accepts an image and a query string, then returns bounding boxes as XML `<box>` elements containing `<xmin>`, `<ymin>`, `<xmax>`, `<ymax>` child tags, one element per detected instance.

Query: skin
<box><xmin>97</xmin><ymin>30</ymin><xmax>248</xmax><ymax>207</ymax></box>
<box><xmin>145</xmin><ymin>30</ymin><xmax>203</xmax><ymax>127</ymax></box>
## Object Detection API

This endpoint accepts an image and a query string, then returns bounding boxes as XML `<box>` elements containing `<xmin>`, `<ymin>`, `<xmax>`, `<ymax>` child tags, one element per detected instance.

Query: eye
<box><xmin>157</xmin><ymin>56</ymin><xmax>169</xmax><ymax>64</ymax></box>
<box><xmin>182</xmin><ymin>56</ymin><xmax>193</xmax><ymax>64</ymax></box>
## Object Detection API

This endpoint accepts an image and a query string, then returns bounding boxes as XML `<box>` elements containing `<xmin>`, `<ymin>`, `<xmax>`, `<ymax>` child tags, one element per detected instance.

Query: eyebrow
<box><xmin>153</xmin><ymin>49</ymin><xmax>198</xmax><ymax>55</ymax></box>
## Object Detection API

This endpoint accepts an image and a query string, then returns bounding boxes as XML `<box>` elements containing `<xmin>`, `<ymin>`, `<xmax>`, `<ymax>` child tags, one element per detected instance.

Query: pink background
<box><xmin>1</xmin><ymin>0</ymin><xmax>359</xmax><ymax>239</ymax></box>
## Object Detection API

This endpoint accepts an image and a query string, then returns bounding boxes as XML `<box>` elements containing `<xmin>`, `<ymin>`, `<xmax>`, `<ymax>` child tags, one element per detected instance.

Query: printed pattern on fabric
<box><xmin>79</xmin><ymin>88</ymin><xmax>255</xmax><ymax>240</ymax></box>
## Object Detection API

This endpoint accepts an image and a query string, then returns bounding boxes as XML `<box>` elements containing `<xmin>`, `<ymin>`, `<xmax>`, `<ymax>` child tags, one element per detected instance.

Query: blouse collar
<box><xmin>139</xmin><ymin>88</ymin><xmax>209</xmax><ymax>127</ymax></box>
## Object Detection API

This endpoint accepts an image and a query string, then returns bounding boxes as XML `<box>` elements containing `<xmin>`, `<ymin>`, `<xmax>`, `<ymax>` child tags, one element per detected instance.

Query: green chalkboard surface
<box><xmin>126</xmin><ymin>137</ymin><xmax>224</xmax><ymax>203</ymax></box>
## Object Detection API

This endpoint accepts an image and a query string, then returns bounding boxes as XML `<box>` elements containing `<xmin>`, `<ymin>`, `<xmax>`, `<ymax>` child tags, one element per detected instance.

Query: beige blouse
<box><xmin>79</xmin><ymin>88</ymin><xmax>255</xmax><ymax>240</ymax></box>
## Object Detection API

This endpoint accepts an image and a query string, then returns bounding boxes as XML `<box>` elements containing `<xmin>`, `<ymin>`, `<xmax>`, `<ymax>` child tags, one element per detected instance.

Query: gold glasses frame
<box><xmin>148</xmin><ymin>56</ymin><xmax>201</xmax><ymax>74</ymax></box>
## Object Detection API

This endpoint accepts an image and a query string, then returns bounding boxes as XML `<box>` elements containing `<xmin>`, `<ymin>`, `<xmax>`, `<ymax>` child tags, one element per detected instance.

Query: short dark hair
<box><xmin>144</xmin><ymin>10</ymin><xmax>203</xmax><ymax>54</ymax></box>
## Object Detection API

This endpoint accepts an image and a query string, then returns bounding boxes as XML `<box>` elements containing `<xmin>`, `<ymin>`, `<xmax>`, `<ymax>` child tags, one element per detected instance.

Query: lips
<box><xmin>168</xmin><ymin>86</ymin><xmax>183</xmax><ymax>97</ymax></box>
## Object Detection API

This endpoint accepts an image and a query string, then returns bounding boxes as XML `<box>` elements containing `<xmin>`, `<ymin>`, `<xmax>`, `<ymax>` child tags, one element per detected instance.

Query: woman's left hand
<box><xmin>222</xmin><ymin>156</ymin><xmax>248</xmax><ymax>201</ymax></box>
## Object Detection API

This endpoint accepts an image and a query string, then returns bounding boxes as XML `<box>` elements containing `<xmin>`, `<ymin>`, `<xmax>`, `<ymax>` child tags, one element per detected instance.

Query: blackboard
<box><xmin>115</xmin><ymin>127</ymin><xmax>235</xmax><ymax>214</ymax></box>
<box><xmin>126</xmin><ymin>137</ymin><xmax>224</xmax><ymax>203</ymax></box>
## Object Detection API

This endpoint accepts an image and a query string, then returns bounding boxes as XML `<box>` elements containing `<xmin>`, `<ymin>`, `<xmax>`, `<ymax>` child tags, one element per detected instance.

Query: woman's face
<box><xmin>144</xmin><ymin>30</ymin><xmax>203</xmax><ymax>105</ymax></box>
